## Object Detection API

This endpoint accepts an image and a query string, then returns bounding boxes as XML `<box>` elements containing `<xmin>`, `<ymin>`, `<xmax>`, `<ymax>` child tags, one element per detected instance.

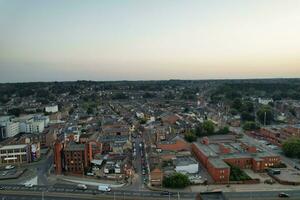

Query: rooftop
<box><xmin>174</xmin><ymin>156</ymin><xmax>197</xmax><ymax>166</ymax></box>
<box><xmin>193</xmin><ymin>143</ymin><xmax>217</xmax><ymax>157</ymax></box>
<box><xmin>64</xmin><ymin>143</ymin><xmax>85</xmax><ymax>151</ymax></box>
<box><xmin>208</xmin><ymin>158</ymin><xmax>229</xmax><ymax>169</ymax></box>
<box><xmin>0</xmin><ymin>144</ymin><xmax>27</xmax><ymax>150</ymax></box>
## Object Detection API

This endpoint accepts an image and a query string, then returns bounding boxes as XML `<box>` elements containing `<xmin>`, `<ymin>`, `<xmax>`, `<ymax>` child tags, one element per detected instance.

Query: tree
<box><xmin>163</xmin><ymin>173</ymin><xmax>190</xmax><ymax>188</ymax></box>
<box><xmin>143</xmin><ymin>92</ymin><xmax>156</xmax><ymax>98</ymax></box>
<box><xmin>184</xmin><ymin>131</ymin><xmax>197</xmax><ymax>142</ymax></box>
<box><xmin>202</xmin><ymin>120</ymin><xmax>215</xmax><ymax>135</ymax></box>
<box><xmin>194</xmin><ymin>124</ymin><xmax>203</xmax><ymax>137</ymax></box>
<box><xmin>241</xmin><ymin>112</ymin><xmax>255</xmax><ymax>121</ymax></box>
<box><xmin>216</xmin><ymin>126</ymin><xmax>230</xmax><ymax>135</ymax></box>
<box><xmin>240</xmin><ymin>101</ymin><xmax>254</xmax><ymax>113</ymax></box>
<box><xmin>282</xmin><ymin>138</ymin><xmax>300</xmax><ymax>158</ymax></box>
<box><xmin>231</xmin><ymin>98</ymin><xmax>243</xmax><ymax>111</ymax></box>
<box><xmin>8</xmin><ymin>108</ymin><xmax>22</xmax><ymax>117</ymax></box>
<box><xmin>87</xmin><ymin>107</ymin><xmax>93</xmax><ymax>115</ymax></box>
<box><xmin>242</xmin><ymin>121</ymin><xmax>260</xmax><ymax>131</ymax></box>
<box><xmin>257</xmin><ymin>105</ymin><xmax>273</xmax><ymax>125</ymax></box>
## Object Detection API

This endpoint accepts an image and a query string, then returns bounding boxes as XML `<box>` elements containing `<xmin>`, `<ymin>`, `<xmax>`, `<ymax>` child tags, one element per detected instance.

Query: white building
<box><xmin>16</xmin><ymin>114</ymin><xmax>48</xmax><ymax>134</ymax></box>
<box><xmin>24</xmin><ymin>120</ymin><xmax>44</xmax><ymax>134</ymax></box>
<box><xmin>258</xmin><ymin>98</ymin><xmax>274</xmax><ymax>105</ymax></box>
<box><xmin>0</xmin><ymin>116</ymin><xmax>20</xmax><ymax>139</ymax></box>
<box><xmin>45</xmin><ymin>105</ymin><xmax>58</xmax><ymax>113</ymax></box>
<box><xmin>174</xmin><ymin>156</ymin><xmax>199</xmax><ymax>174</ymax></box>
<box><xmin>4</xmin><ymin>122</ymin><xmax>20</xmax><ymax>138</ymax></box>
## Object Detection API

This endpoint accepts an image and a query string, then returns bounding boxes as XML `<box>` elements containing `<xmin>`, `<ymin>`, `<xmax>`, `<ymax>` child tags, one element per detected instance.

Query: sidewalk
<box><xmin>51</xmin><ymin>174</ymin><xmax>127</xmax><ymax>188</ymax></box>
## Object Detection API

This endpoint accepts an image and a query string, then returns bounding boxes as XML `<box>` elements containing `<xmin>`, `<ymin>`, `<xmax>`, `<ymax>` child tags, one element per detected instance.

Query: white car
<box><xmin>24</xmin><ymin>183</ymin><xmax>33</xmax><ymax>188</ymax></box>
<box><xmin>76</xmin><ymin>184</ymin><xmax>87</xmax><ymax>190</ymax></box>
<box><xmin>5</xmin><ymin>165</ymin><xmax>15</xmax><ymax>170</ymax></box>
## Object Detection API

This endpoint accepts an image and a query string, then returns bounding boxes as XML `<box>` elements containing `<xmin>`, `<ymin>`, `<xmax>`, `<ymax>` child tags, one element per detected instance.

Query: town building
<box><xmin>0</xmin><ymin>116</ymin><xmax>20</xmax><ymax>139</ymax></box>
<box><xmin>192</xmin><ymin>138</ymin><xmax>280</xmax><ymax>183</ymax></box>
<box><xmin>0</xmin><ymin>144</ymin><xmax>31</xmax><ymax>164</ymax></box>
<box><xmin>174</xmin><ymin>156</ymin><xmax>198</xmax><ymax>174</ymax></box>
<box><xmin>45</xmin><ymin>105</ymin><xmax>59</xmax><ymax>113</ymax></box>
<box><xmin>53</xmin><ymin>140</ymin><xmax>101</xmax><ymax>175</ymax></box>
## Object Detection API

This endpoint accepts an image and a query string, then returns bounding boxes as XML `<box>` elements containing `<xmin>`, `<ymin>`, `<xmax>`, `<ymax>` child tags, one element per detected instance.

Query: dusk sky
<box><xmin>1</xmin><ymin>0</ymin><xmax>300</xmax><ymax>82</ymax></box>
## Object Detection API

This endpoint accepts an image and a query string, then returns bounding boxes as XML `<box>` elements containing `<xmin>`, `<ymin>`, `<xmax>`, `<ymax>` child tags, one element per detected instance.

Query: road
<box><xmin>1</xmin><ymin>184</ymin><xmax>300</xmax><ymax>200</ymax></box>
<box><xmin>37</xmin><ymin>152</ymin><xmax>53</xmax><ymax>185</ymax></box>
<box><xmin>124</xmin><ymin>135</ymin><xmax>147</xmax><ymax>191</ymax></box>
<box><xmin>0</xmin><ymin>184</ymin><xmax>195</xmax><ymax>199</ymax></box>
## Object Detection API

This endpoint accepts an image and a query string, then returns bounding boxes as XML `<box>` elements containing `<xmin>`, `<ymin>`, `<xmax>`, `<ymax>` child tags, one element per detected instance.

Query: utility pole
<box><xmin>264</xmin><ymin>111</ymin><xmax>267</xmax><ymax>126</ymax></box>
<box><xmin>177</xmin><ymin>192</ymin><xmax>180</xmax><ymax>200</ymax></box>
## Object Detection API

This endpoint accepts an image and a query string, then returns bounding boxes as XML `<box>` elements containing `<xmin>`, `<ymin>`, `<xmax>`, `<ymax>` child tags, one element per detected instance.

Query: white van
<box><xmin>98</xmin><ymin>184</ymin><xmax>111</xmax><ymax>192</ymax></box>
<box><xmin>76</xmin><ymin>184</ymin><xmax>87</xmax><ymax>190</ymax></box>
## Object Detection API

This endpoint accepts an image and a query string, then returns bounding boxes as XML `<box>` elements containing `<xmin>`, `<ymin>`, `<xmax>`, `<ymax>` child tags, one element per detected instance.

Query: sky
<box><xmin>0</xmin><ymin>0</ymin><xmax>300</xmax><ymax>82</ymax></box>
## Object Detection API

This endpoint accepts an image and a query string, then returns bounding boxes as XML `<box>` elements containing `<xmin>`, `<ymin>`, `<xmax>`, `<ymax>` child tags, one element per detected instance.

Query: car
<box><xmin>5</xmin><ymin>165</ymin><xmax>15</xmax><ymax>170</ymax></box>
<box><xmin>76</xmin><ymin>184</ymin><xmax>87</xmax><ymax>190</ymax></box>
<box><xmin>86</xmin><ymin>172</ymin><xmax>95</xmax><ymax>176</ymax></box>
<box><xmin>24</xmin><ymin>183</ymin><xmax>33</xmax><ymax>188</ymax></box>
<box><xmin>295</xmin><ymin>165</ymin><xmax>300</xmax><ymax>170</ymax></box>
<box><xmin>264</xmin><ymin>179</ymin><xmax>275</xmax><ymax>184</ymax></box>
<box><xmin>142</xmin><ymin>170</ymin><xmax>146</xmax><ymax>175</ymax></box>
<box><xmin>278</xmin><ymin>192</ymin><xmax>290</xmax><ymax>198</ymax></box>
<box><xmin>161</xmin><ymin>191</ymin><xmax>172</xmax><ymax>196</ymax></box>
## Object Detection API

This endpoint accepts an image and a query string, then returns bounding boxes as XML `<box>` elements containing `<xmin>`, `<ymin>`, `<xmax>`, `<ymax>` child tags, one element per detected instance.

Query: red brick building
<box><xmin>53</xmin><ymin>140</ymin><xmax>102</xmax><ymax>175</ymax></box>
<box><xmin>192</xmin><ymin>140</ymin><xmax>280</xmax><ymax>183</ymax></box>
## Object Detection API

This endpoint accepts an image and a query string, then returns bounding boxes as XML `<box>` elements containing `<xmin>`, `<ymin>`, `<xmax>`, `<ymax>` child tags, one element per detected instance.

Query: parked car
<box><xmin>278</xmin><ymin>192</ymin><xmax>290</xmax><ymax>198</ymax></box>
<box><xmin>294</xmin><ymin>165</ymin><xmax>300</xmax><ymax>170</ymax></box>
<box><xmin>24</xmin><ymin>183</ymin><xmax>33</xmax><ymax>188</ymax></box>
<box><xmin>5</xmin><ymin>165</ymin><xmax>15</xmax><ymax>170</ymax></box>
<box><xmin>161</xmin><ymin>191</ymin><xmax>172</xmax><ymax>196</ymax></box>
<box><xmin>264</xmin><ymin>179</ymin><xmax>275</xmax><ymax>184</ymax></box>
<box><xmin>86</xmin><ymin>172</ymin><xmax>95</xmax><ymax>176</ymax></box>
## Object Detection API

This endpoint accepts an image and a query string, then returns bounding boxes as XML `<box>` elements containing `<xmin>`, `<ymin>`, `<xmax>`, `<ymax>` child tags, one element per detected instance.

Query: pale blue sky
<box><xmin>1</xmin><ymin>0</ymin><xmax>300</xmax><ymax>82</ymax></box>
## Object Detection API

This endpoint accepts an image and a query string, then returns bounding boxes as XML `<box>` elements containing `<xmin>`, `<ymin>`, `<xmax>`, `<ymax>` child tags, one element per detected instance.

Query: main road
<box><xmin>1</xmin><ymin>184</ymin><xmax>300</xmax><ymax>199</ymax></box>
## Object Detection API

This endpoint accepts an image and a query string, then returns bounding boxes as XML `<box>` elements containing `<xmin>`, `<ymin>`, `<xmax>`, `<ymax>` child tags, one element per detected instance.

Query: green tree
<box><xmin>8</xmin><ymin>108</ymin><xmax>22</xmax><ymax>117</ymax></box>
<box><xmin>282</xmin><ymin>138</ymin><xmax>300</xmax><ymax>158</ymax></box>
<box><xmin>194</xmin><ymin>124</ymin><xmax>203</xmax><ymax>137</ymax></box>
<box><xmin>257</xmin><ymin>105</ymin><xmax>273</xmax><ymax>125</ymax></box>
<box><xmin>184</xmin><ymin>131</ymin><xmax>197</xmax><ymax>142</ymax></box>
<box><xmin>87</xmin><ymin>107</ymin><xmax>93</xmax><ymax>115</ymax></box>
<box><xmin>231</xmin><ymin>98</ymin><xmax>243</xmax><ymax>111</ymax></box>
<box><xmin>241</xmin><ymin>112</ymin><xmax>255</xmax><ymax>121</ymax></box>
<box><xmin>202</xmin><ymin>120</ymin><xmax>215</xmax><ymax>135</ymax></box>
<box><xmin>242</xmin><ymin>121</ymin><xmax>260</xmax><ymax>131</ymax></box>
<box><xmin>216</xmin><ymin>126</ymin><xmax>230</xmax><ymax>135</ymax></box>
<box><xmin>163</xmin><ymin>173</ymin><xmax>190</xmax><ymax>188</ymax></box>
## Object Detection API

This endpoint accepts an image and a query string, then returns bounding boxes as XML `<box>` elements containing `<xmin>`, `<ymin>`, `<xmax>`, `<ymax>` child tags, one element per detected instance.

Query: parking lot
<box><xmin>0</xmin><ymin>168</ymin><xmax>25</xmax><ymax>180</ymax></box>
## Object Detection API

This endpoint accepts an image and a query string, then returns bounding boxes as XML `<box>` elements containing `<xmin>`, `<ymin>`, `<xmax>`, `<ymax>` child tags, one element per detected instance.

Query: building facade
<box><xmin>0</xmin><ymin>144</ymin><xmax>31</xmax><ymax>164</ymax></box>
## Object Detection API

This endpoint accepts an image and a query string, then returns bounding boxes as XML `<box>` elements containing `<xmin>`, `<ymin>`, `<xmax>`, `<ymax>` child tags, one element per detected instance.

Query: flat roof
<box><xmin>64</xmin><ymin>143</ymin><xmax>85</xmax><ymax>151</ymax></box>
<box><xmin>175</xmin><ymin>156</ymin><xmax>198</xmax><ymax>166</ymax></box>
<box><xmin>193</xmin><ymin>143</ymin><xmax>217</xmax><ymax>157</ymax></box>
<box><xmin>208</xmin><ymin>158</ymin><xmax>230</xmax><ymax>169</ymax></box>
<box><xmin>0</xmin><ymin>144</ymin><xmax>27</xmax><ymax>150</ymax></box>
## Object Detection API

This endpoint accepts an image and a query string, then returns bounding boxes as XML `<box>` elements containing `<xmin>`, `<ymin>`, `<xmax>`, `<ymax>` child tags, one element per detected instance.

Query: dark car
<box><xmin>278</xmin><ymin>192</ymin><xmax>290</xmax><ymax>198</ymax></box>
<box><xmin>294</xmin><ymin>165</ymin><xmax>300</xmax><ymax>170</ymax></box>
<box><xmin>161</xmin><ymin>191</ymin><xmax>172</xmax><ymax>196</ymax></box>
